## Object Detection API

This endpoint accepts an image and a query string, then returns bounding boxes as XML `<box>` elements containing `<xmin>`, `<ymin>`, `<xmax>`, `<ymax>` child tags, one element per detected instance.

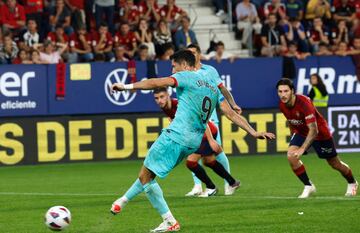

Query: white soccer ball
<box><xmin>44</xmin><ymin>206</ymin><xmax>71</xmax><ymax>231</ymax></box>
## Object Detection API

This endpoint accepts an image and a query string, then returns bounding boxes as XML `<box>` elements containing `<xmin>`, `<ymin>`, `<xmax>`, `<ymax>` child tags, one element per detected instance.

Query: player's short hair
<box><xmin>170</xmin><ymin>50</ymin><xmax>196</xmax><ymax>67</ymax></box>
<box><xmin>276</xmin><ymin>78</ymin><xmax>295</xmax><ymax>91</ymax></box>
<box><xmin>187</xmin><ymin>44</ymin><xmax>201</xmax><ymax>53</ymax></box>
<box><xmin>153</xmin><ymin>87</ymin><xmax>168</xmax><ymax>94</ymax></box>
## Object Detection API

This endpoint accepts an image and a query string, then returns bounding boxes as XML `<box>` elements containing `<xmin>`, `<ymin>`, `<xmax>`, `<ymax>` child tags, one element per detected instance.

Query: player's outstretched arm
<box><xmin>219</xmin><ymin>85</ymin><xmax>242</xmax><ymax>114</ymax></box>
<box><xmin>111</xmin><ymin>77</ymin><xmax>176</xmax><ymax>91</ymax></box>
<box><xmin>220</xmin><ymin>100</ymin><xmax>275</xmax><ymax>140</ymax></box>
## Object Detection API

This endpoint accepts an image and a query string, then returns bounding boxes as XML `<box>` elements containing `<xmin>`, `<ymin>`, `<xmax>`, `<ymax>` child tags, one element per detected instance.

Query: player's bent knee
<box><xmin>186</xmin><ymin>160</ymin><xmax>198</xmax><ymax>169</ymax></box>
<box><xmin>203</xmin><ymin>160</ymin><xmax>216</xmax><ymax>167</ymax></box>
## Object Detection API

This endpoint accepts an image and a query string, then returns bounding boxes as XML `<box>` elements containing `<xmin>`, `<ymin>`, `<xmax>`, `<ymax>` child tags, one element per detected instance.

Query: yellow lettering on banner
<box><xmin>276</xmin><ymin>113</ymin><xmax>290</xmax><ymax>152</ymax></box>
<box><xmin>162</xmin><ymin>117</ymin><xmax>171</xmax><ymax>129</ymax></box>
<box><xmin>221</xmin><ymin>116</ymin><xmax>248</xmax><ymax>154</ymax></box>
<box><xmin>137</xmin><ymin>118</ymin><xmax>160</xmax><ymax>158</ymax></box>
<box><xmin>0</xmin><ymin>123</ymin><xmax>24</xmax><ymax>165</ymax></box>
<box><xmin>249</xmin><ymin>114</ymin><xmax>274</xmax><ymax>153</ymax></box>
<box><xmin>37</xmin><ymin>122</ymin><xmax>65</xmax><ymax>162</ymax></box>
<box><xmin>106</xmin><ymin>119</ymin><xmax>133</xmax><ymax>159</ymax></box>
<box><xmin>69</xmin><ymin>120</ymin><xmax>93</xmax><ymax>160</ymax></box>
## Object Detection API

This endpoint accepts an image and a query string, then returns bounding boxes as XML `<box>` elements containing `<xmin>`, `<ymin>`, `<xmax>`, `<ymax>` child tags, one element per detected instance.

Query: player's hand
<box><xmin>232</xmin><ymin>104</ymin><xmax>242</xmax><ymax>114</ymax></box>
<box><xmin>209</xmin><ymin>139</ymin><xmax>223</xmax><ymax>154</ymax></box>
<box><xmin>254</xmin><ymin>132</ymin><xmax>276</xmax><ymax>140</ymax></box>
<box><xmin>293</xmin><ymin>147</ymin><xmax>305</xmax><ymax>158</ymax></box>
<box><xmin>111</xmin><ymin>83</ymin><xmax>125</xmax><ymax>92</ymax></box>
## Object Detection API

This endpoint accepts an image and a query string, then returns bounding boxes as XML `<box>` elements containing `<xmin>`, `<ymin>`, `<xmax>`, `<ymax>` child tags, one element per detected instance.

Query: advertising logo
<box><xmin>328</xmin><ymin>106</ymin><xmax>360</xmax><ymax>152</ymax></box>
<box><xmin>104</xmin><ymin>68</ymin><xmax>137</xmax><ymax>106</ymax></box>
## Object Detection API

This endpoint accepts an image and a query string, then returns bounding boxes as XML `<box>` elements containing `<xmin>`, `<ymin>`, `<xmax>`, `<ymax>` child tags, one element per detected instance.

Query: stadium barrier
<box><xmin>0</xmin><ymin>106</ymin><xmax>359</xmax><ymax>166</ymax></box>
<box><xmin>0</xmin><ymin>56</ymin><xmax>359</xmax><ymax>117</ymax></box>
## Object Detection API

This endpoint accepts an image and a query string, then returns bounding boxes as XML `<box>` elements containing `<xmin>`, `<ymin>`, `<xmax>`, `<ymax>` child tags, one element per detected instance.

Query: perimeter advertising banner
<box><xmin>0</xmin><ymin>109</ymin><xmax>290</xmax><ymax>166</ymax></box>
<box><xmin>1</xmin><ymin>107</ymin><xmax>358</xmax><ymax>166</ymax></box>
<box><xmin>1</xmin><ymin>56</ymin><xmax>359</xmax><ymax>117</ymax></box>
<box><xmin>0</xmin><ymin>65</ymin><xmax>48</xmax><ymax>117</ymax></box>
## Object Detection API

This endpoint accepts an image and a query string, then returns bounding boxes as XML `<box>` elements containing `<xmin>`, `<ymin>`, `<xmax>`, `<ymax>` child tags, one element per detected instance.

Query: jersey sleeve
<box><xmin>300</xmin><ymin>98</ymin><xmax>317</xmax><ymax>125</ymax></box>
<box><xmin>171</xmin><ymin>71</ymin><xmax>193</xmax><ymax>88</ymax></box>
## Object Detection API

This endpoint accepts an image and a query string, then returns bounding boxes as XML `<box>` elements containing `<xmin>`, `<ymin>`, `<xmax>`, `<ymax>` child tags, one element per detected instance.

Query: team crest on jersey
<box><xmin>296</xmin><ymin>111</ymin><xmax>300</xmax><ymax>117</ymax></box>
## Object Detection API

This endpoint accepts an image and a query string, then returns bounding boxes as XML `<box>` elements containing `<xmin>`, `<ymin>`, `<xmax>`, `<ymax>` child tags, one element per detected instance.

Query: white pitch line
<box><xmin>0</xmin><ymin>192</ymin><xmax>358</xmax><ymax>200</ymax></box>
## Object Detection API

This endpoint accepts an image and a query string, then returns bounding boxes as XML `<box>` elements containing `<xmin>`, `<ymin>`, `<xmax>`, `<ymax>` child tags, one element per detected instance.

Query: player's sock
<box><xmin>143</xmin><ymin>180</ymin><xmax>171</xmax><ymax>217</ymax></box>
<box><xmin>216</xmin><ymin>152</ymin><xmax>231</xmax><ymax>185</ymax></box>
<box><xmin>124</xmin><ymin>178</ymin><xmax>144</xmax><ymax>201</ymax></box>
<box><xmin>293</xmin><ymin>164</ymin><xmax>311</xmax><ymax>186</ymax></box>
<box><xmin>205</xmin><ymin>160</ymin><xmax>236</xmax><ymax>186</ymax></box>
<box><xmin>186</xmin><ymin>160</ymin><xmax>216</xmax><ymax>189</ymax></box>
<box><xmin>341</xmin><ymin>167</ymin><xmax>355</xmax><ymax>184</ymax></box>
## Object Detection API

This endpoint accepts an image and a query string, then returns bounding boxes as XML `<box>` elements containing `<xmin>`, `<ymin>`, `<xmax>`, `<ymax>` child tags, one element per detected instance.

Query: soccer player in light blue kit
<box><xmin>186</xmin><ymin>44</ymin><xmax>242</xmax><ymax>196</ymax></box>
<box><xmin>110</xmin><ymin>50</ymin><xmax>275</xmax><ymax>232</ymax></box>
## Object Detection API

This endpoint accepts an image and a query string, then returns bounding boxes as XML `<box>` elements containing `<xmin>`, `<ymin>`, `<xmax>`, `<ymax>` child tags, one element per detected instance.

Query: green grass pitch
<box><xmin>0</xmin><ymin>153</ymin><xmax>359</xmax><ymax>233</ymax></box>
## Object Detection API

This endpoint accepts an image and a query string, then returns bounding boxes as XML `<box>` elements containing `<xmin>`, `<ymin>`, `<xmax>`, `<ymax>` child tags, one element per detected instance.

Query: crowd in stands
<box><xmin>1</xmin><ymin>0</ymin><xmax>360</xmax><ymax>65</ymax></box>
<box><xmin>235</xmin><ymin>0</ymin><xmax>360</xmax><ymax>58</ymax></box>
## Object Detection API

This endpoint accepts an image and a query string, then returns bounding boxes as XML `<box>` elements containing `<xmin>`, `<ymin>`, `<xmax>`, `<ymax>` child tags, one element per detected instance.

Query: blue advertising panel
<box><xmin>294</xmin><ymin>56</ymin><xmax>360</xmax><ymax>106</ymax></box>
<box><xmin>0</xmin><ymin>65</ymin><xmax>48</xmax><ymax>117</ymax></box>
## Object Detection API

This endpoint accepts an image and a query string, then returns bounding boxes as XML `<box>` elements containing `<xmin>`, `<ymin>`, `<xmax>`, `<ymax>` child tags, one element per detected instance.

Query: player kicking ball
<box><xmin>110</xmin><ymin>50</ymin><xmax>274</xmax><ymax>232</ymax></box>
<box><xmin>277</xmin><ymin>78</ymin><xmax>358</xmax><ymax>198</ymax></box>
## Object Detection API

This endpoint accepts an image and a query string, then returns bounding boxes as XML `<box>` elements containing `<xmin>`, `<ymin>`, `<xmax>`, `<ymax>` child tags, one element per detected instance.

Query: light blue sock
<box><xmin>191</xmin><ymin>159</ymin><xmax>203</xmax><ymax>185</ymax></box>
<box><xmin>124</xmin><ymin>178</ymin><xmax>144</xmax><ymax>201</ymax></box>
<box><xmin>143</xmin><ymin>180</ymin><xmax>170</xmax><ymax>215</ymax></box>
<box><xmin>215</xmin><ymin>129</ymin><xmax>231</xmax><ymax>185</ymax></box>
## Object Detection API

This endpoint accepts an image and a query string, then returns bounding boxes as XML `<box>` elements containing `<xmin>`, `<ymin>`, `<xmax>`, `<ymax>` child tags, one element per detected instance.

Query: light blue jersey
<box><xmin>197</xmin><ymin>64</ymin><xmax>224</xmax><ymax>125</ymax></box>
<box><xmin>166</xmin><ymin>70</ymin><xmax>220</xmax><ymax>149</ymax></box>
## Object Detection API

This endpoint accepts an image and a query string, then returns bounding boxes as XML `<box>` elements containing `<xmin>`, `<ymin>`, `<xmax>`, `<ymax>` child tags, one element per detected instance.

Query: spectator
<box><xmin>34</xmin><ymin>40</ymin><xmax>67</xmax><ymax>63</ymax></box>
<box><xmin>30</xmin><ymin>49</ymin><xmax>42</xmax><ymax>63</ymax></box>
<box><xmin>305</xmin><ymin>0</ymin><xmax>331</xmax><ymax>21</ymax></box>
<box><xmin>315</xmin><ymin>41</ymin><xmax>333</xmax><ymax>55</ymax></box>
<box><xmin>285</xmin><ymin>0</ymin><xmax>304</xmax><ymax>20</ymax></box>
<box><xmin>0</xmin><ymin>33</ymin><xmax>19</xmax><ymax>64</ymax></box>
<box><xmin>213</xmin><ymin>0</ymin><xmax>225</xmax><ymax>16</ymax></box>
<box><xmin>160</xmin><ymin>0</ymin><xmax>187</xmax><ymax>31</ymax></box>
<box><xmin>64</xmin><ymin>0</ymin><xmax>86</xmax><ymax>30</ymax></box>
<box><xmin>114</xmin><ymin>45</ymin><xmax>129</xmax><ymax>62</ymax></box>
<box><xmin>135</xmin><ymin>18</ymin><xmax>155</xmax><ymax>58</ymax></box>
<box><xmin>12</xmin><ymin>49</ymin><xmax>32</xmax><ymax>64</ymax></box>
<box><xmin>1</xmin><ymin>0</ymin><xmax>26</xmax><ymax>34</ymax></box>
<box><xmin>19</xmin><ymin>19</ymin><xmax>41</xmax><ymax>52</ymax></box>
<box><xmin>84</xmin><ymin>0</ymin><xmax>95</xmax><ymax>31</ymax></box>
<box><xmin>334</xmin><ymin>0</ymin><xmax>356</xmax><ymax>24</ymax></box>
<box><xmin>263</xmin><ymin>0</ymin><xmax>287</xmax><ymax>21</ymax></box>
<box><xmin>49</xmin><ymin>0</ymin><xmax>73</xmax><ymax>35</ymax></box>
<box><xmin>158</xmin><ymin>43</ymin><xmax>174</xmax><ymax>60</ymax></box>
<box><xmin>153</xmin><ymin>19</ymin><xmax>172</xmax><ymax>55</ymax></box>
<box><xmin>47</xmin><ymin>24</ymin><xmax>69</xmax><ymax>44</ymax></box>
<box><xmin>308</xmin><ymin>17</ymin><xmax>330</xmax><ymax>53</ymax></box>
<box><xmin>68</xmin><ymin>25</ymin><xmax>93</xmax><ymax>63</ymax></box>
<box><xmin>22</xmin><ymin>0</ymin><xmax>44</xmax><ymax>31</ymax></box>
<box><xmin>134</xmin><ymin>43</ymin><xmax>149</xmax><ymax>61</ymax></box>
<box><xmin>332</xmin><ymin>20</ymin><xmax>350</xmax><ymax>45</ymax></box>
<box><xmin>308</xmin><ymin>73</ymin><xmax>329</xmax><ymax>107</ymax></box>
<box><xmin>334</xmin><ymin>40</ymin><xmax>349</xmax><ymax>55</ymax></box>
<box><xmin>174</xmin><ymin>16</ymin><xmax>198</xmax><ymax>50</ymax></box>
<box><xmin>204</xmin><ymin>41</ymin><xmax>237</xmax><ymax>63</ymax></box>
<box><xmin>138</xmin><ymin>0</ymin><xmax>160</xmax><ymax>25</ymax></box>
<box><xmin>95</xmin><ymin>0</ymin><xmax>115</xmax><ymax>34</ymax></box>
<box><xmin>114</xmin><ymin>21</ymin><xmax>137</xmax><ymax>57</ymax></box>
<box><xmin>284</xmin><ymin>41</ymin><xmax>311</xmax><ymax>59</ymax></box>
<box><xmin>235</xmin><ymin>0</ymin><xmax>262</xmax><ymax>47</ymax></box>
<box><xmin>119</xmin><ymin>0</ymin><xmax>140</xmax><ymax>29</ymax></box>
<box><xmin>283</xmin><ymin>17</ymin><xmax>309</xmax><ymax>52</ymax></box>
<box><xmin>92</xmin><ymin>22</ymin><xmax>115</xmax><ymax>61</ymax></box>
<box><xmin>260</xmin><ymin>13</ymin><xmax>287</xmax><ymax>57</ymax></box>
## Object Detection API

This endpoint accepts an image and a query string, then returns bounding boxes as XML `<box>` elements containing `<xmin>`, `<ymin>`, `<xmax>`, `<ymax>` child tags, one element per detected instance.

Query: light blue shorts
<box><xmin>144</xmin><ymin>131</ymin><xmax>196</xmax><ymax>178</ymax></box>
